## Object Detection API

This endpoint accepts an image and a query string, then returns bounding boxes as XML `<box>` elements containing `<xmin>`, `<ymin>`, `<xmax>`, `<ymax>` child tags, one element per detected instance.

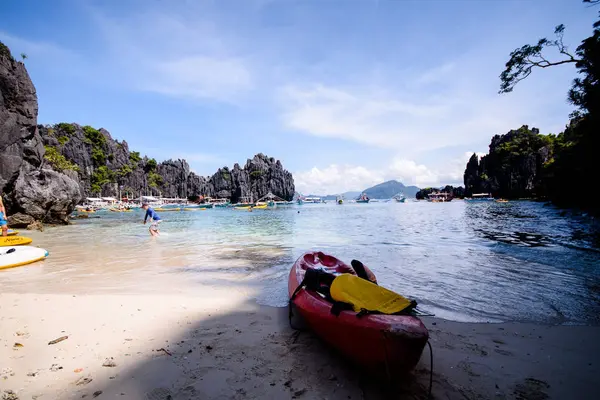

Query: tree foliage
<box><xmin>499</xmin><ymin>25</ymin><xmax>581</xmax><ymax>94</ymax></box>
<box><xmin>147</xmin><ymin>171</ymin><xmax>163</xmax><ymax>189</ymax></box>
<box><xmin>129</xmin><ymin>151</ymin><xmax>141</xmax><ymax>164</ymax></box>
<box><xmin>56</xmin><ymin>122</ymin><xmax>76</xmax><ymax>135</ymax></box>
<box><xmin>144</xmin><ymin>158</ymin><xmax>157</xmax><ymax>172</ymax></box>
<box><xmin>44</xmin><ymin>146</ymin><xmax>79</xmax><ymax>172</ymax></box>
<box><xmin>90</xmin><ymin>166</ymin><xmax>115</xmax><ymax>194</ymax></box>
<box><xmin>496</xmin><ymin>0</ymin><xmax>600</xmax><ymax>212</ymax></box>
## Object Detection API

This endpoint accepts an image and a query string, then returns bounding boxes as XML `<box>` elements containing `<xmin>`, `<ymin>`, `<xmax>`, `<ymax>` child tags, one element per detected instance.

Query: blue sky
<box><xmin>1</xmin><ymin>0</ymin><xmax>597</xmax><ymax>194</ymax></box>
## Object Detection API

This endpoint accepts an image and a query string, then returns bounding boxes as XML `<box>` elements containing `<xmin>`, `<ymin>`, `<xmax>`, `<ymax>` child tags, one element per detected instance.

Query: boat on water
<box><xmin>336</xmin><ymin>195</ymin><xmax>343</xmax><ymax>205</ymax></box>
<box><xmin>465</xmin><ymin>193</ymin><xmax>495</xmax><ymax>202</ymax></box>
<box><xmin>274</xmin><ymin>200</ymin><xmax>295</xmax><ymax>207</ymax></box>
<box><xmin>356</xmin><ymin>193</ymin><xmax>370</xmax><ymax>203</ymax></box>
<box><xmin>256</xmin><ymin>192</ymin><xmax>292</xmax><ymax>208</ymax></box>
<box><xmin>210</xmin><ymin>198</ymin><xmax>231</xmax><ymax>208</ymax></box>
<box><xmin>393</xmin><ymin>192</ymin><xmax>406</xmax><ymax>203</ymax></box>
<box><xmin>427</xmin><ymin>192</ymin><xmax>452</xmax><ymax>202</ymax></box>
<box><xmin>297</xmin><ymin>196</ymin><xmax>322</xmax><ymax>204</ymax></box>
<box><xmin>288</xmin><ymin>251</ymin><xmax>429</xmax><ymax>374</ymax></box>
<box><xmin>496</xmin><ymin>199</ymin><xmax>509</xmax><ymax>203</ymax></box>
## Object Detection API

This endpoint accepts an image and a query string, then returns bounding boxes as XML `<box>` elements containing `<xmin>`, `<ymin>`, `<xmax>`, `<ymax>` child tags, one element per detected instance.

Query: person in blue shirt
<box><xmin>0</xmin><ymin>195</ymin><xmax>8</xmax><ymax>237</ymax></box>
<box><xmin>142</xmin><ymin>203</ymin><xmax>161</xmax><ymax>237</ymax></box>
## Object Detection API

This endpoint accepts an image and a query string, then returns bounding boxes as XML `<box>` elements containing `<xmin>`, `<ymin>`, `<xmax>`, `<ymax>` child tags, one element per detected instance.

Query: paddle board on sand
<box><xmin>0</xmin><ymin>246</ymin><xmax>49</xmax><ymax>270</ymax></box>
<box><xmin>6</xmin><ymin>229</ymin><xmax>19</xmax><ymax>236</ymax></box>
<box><xmin>0</xmin><ymin>236</ymin><xmax>33</xmax><ymax>247</ymax></box>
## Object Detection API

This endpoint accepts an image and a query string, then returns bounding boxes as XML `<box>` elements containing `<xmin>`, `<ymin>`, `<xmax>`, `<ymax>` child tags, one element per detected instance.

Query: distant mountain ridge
<box><xmin>301</xmin><ymin>180</ymin><xmax>419</xmax><ymax>200</ymax></box>
<box><xmin>363</xmin><ymin>180</ymin><xmax>420</xmax><ymax>198</ymax></box>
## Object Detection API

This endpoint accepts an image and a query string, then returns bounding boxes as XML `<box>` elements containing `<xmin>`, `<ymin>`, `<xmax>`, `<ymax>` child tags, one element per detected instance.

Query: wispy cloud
<box><xmin>279</xmin><ymin>76</ymin><xmax>547</xmax><ymax>155</ymax></box>
<box><xmin>294</xmin><ymin>151</ymin><xmax>484</xmax><ymax>194</ymax></box>
<box><xmin>86</xmin><ymin>6</ymin><xmax>254</xmax><ymax>103</ymax></box>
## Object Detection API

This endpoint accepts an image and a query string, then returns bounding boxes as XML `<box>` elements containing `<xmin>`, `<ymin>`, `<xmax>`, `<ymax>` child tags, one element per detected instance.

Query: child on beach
<box><xmin>0</xmin><ymin>195</ymin><xmax>7</xmax><ymax>237</ymax></box>
<box><xmin>142</xmin><ymin>203</ymin><xmax>161</xmax><ymax>237</ymax></box>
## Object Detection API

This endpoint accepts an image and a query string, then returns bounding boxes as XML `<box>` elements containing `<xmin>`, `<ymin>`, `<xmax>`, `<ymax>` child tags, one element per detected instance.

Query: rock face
<box><xmin>37</xmin><ymin>122</ymin><xmax>295</xmax><ymax>202</ymax></box>
<box><xmin>463</xmin><ymin>125</ymin><xmax>552</xmax><ymax>198</ymax></box>
<box><xmin>0</xmin><ymin>41</ymin><xmax>81</xmax><ymax>224</ymax></box>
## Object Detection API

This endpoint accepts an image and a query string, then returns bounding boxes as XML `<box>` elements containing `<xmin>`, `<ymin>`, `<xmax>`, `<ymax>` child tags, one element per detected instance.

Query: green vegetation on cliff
<box><xmin>90</xmin><ymin>166</ymin><xmax>115</xmax><ymax>194</ymax></box>
<box><xmin>485</xmin><ymin>0</ymin><xmax>599</xmax><ymax>211</ymax></box>
<box><xmin>56</xmin><ymin>123</ymin><xmax>76</xmax><ymax>135</ymax></box>
<box><xmin>44</xmin><ymin>146</ymin><xmax>79</xmax><ymax>172</ymax></box>
<box><xmin>464</xmin><ymin>126</ymin><xmax>553</xmax><ymax>198</ymax></box>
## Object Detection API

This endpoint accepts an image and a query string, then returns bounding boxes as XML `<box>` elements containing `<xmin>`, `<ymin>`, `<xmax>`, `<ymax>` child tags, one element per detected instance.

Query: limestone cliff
<box><xmin>0</xmin><ymin>41</ymin><xmax>80</xmax><ymax>226</ymax></box>
<box><xmin>38</xmin><ymin>123</ymin><xmax>295</xmax><ymax>202</ymax></box>
<box><xmin>463</xmin><ymin>125</ymin><xmax>552</xmax><ymax>198</ymax></box>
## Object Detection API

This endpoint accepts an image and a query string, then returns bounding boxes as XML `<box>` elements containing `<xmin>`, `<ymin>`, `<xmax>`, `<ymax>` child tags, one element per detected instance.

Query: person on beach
<box><xmin>0</xmin><ymin>195</ymin><xmax>8</xmax><ymax>236</ymax></box>
<box><xmin>142</xmin><ymin>203</ymin><xmax>161</xmax><ymax>237</ymax></box>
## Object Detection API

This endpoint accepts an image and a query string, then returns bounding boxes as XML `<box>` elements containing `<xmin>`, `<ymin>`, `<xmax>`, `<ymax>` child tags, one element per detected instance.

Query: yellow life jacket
<box><xmin>330</xmin><ymin>274</ymin><xmax>414</xmax><ymax>315</ymax></box>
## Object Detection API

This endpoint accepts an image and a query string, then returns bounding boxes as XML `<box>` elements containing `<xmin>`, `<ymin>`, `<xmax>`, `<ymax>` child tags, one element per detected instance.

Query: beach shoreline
<box><xmin>2</xmin><ymin>292</ymin><xmax>599</xmax><ymax>400</ymax></box>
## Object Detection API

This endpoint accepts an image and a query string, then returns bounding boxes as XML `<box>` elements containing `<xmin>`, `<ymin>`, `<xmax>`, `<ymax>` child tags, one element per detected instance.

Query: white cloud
<box><xmin>88</xmin><ymin>8</ymin><xmax>253</xmax><ymax>102</ymax></box>
<box><xmin>147</xmin><ymin>56</ymin><xmax>252</xmax><ymax>100</ymax></box>
<box><xmin>294</xmin><ymin>151</ymin><xmax>485</xmax><ymax>194</ymax></box>
<box><xmin>294</xmin><ymin>164</ymin><xmax>384</xmax><ymax>195</ymax></box>
<box><xmin>279</xmin><ymin>80</ymin><xmax>539</xmax><ymax>154</ymax></box>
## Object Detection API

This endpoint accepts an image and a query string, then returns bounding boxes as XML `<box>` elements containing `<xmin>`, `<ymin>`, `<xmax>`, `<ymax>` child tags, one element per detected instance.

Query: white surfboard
<box><xmin>0</xmin><ymin>246</ymin><xmax>49</xmax><ymax>270</ymax></box>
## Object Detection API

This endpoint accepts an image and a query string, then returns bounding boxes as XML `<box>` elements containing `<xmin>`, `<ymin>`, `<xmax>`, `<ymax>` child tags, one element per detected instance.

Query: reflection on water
<box><xmin>1</xmin><ymin>201</ymin><xmax>599</xmax><ymax>325</ymax></box>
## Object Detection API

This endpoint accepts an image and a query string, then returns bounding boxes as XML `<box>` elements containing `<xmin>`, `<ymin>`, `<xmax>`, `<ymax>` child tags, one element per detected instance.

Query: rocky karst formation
<box><xmin>1</xmin><ymin>40</ymin><xmax>294</xmax><ymax>226</ymax></box>
<box><xmin>463</xmin><ymin>125</ymin><xmax>552</xmax><ymax>198</ymax></box>
<box><xmin>38</xmin><ymin>120</ymin><xmax>295</xmax><ymax>203</ymax></box>
<box><xmin>0</xmin><ymin>41</ymin><xmax>80</xmax><ymax>226</ymax></box>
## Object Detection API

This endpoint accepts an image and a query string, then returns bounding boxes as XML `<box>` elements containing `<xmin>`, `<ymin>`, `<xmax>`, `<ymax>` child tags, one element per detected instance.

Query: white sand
<box><xmin>2</xmin><ymin>291</ymin><xmax>599</xmax><ymax>400</ymax></box>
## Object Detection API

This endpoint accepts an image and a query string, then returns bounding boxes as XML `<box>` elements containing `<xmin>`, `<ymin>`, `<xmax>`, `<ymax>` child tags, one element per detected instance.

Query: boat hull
<box><xmin>288</xmin><ymin>251</ymin><xmax>428</xmax><ymax>374</ymax></box>
<box><xmin>356</xmin><ymin>199</ymin><xmax>369</xmax><ymax>203</ymax></box>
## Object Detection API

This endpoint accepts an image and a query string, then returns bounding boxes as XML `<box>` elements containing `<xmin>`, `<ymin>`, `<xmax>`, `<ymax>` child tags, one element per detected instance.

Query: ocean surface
<box><xmin>2</xmin><ymin>200</ymin><xmax>600</xmax><ymax>325</ymax></box>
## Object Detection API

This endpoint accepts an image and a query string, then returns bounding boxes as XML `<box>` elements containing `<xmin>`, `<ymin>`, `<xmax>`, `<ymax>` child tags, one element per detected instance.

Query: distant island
<box><xmin>305</xmin><ymin>180</ymin><xmax>421</xmax><ymax>200</ymax></box>
<box><xmin>363</xmin><ymin>180</ymin><xmax>420</xmax><ymax>199</ymax></box>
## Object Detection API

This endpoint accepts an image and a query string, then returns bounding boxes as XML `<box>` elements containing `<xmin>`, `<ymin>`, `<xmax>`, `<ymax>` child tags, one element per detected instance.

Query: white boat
<box><xmin>393</xmin><ymin>192</ymin><xmax>406</xmax><ymax>203</ymax></box>
<box><xmin>427</xmin><ymin>192</ymin><xmax>452</xmax><ymax>202</ymax></box>
<box><xmin>465</xmin><ymin>193</ymin><xmax>495</xmax><ymax>202</ymax></box>
<box><xmin>298</xmin><ymin>196</ymin><xmax>322</xmax><ymax>204</ymax></box>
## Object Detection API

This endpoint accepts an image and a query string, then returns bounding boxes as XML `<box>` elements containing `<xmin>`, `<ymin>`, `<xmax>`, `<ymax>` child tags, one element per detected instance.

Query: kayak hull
<box><xmin>0</xmin><ymin>236</ymin><xmax>33</xmax><ymax>247</ymax></box>
<box><xmin>288</xmin><ymin>251</ymin><xmax>428</xmax><ymax>374</ymax></box>
<box><xmin>0</xmin><ymin>246</ymin><xmax>49</xmax><ymax>270</ymax></box>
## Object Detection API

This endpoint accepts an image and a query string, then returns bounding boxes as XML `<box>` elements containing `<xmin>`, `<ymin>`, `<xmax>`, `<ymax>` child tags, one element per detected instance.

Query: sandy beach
<box><xmin>2</xmin><ymin>290</ymin><xmax>599</xmax><ymax>400</ymax></box>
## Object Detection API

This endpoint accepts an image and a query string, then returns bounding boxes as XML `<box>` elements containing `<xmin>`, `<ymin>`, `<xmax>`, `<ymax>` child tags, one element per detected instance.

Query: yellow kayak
<box><xmin>0</xmin><ymin>236</ymin><xmax>33</xmax><ymax>247</ymax></box>
<box><xmin>110</xmin><ymin>208</ymin><xmax>133</xmax><ymax>212</ymax></box>
<box><xmin>154</xmin><ymin>208</ymin><xmax>180</xmax><ymax>212</ymax></box>
<box><xmin>252</xmin><ymin>204</ymin><xmax>268</xmax><ymax>209</ymax></box>
<box><xmin>183</xmin><ymin>208</ymin><xmax>207</xmax><ymax>211</ymax></box>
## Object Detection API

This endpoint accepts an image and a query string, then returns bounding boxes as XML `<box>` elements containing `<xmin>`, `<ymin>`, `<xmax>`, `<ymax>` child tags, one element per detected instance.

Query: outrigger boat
<box><xmin>465</xmin><ymin>193</ymin><xmax>495</xmax><ymax>202</ymax></box>
<box><xmin>356</xmin><ymin>192</ymin><xmax>370</xmax><ymax>203</ymax></box>
<box><xmin>427</xmin><ymin>192</ymin><xmax>452</xmax><ymax>202</ymax></box>
<box><xmin>393</xmin><ymin>193</ymin><xmax>406</xmax><ymax>203</ymax></box>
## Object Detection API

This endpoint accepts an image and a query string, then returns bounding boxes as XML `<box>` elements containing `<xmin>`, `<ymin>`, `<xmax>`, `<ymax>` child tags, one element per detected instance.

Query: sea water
<box><xmin>1</xmin><ymin>201</ymin><xmax>599</xmax><ymax>325</ymax></box>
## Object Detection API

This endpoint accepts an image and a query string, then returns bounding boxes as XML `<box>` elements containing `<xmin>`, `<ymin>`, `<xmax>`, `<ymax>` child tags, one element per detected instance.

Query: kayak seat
<box><xmin>330</xmin><ymin>274</ymin><xmax>416</xmax><ymax>317</ymax></box>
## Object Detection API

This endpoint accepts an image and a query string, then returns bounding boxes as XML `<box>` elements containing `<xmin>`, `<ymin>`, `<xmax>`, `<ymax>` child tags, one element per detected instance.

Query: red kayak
<box><xmin>288</xmin><ymin>251</ymin><xmax>429</xmax><ymax>374</ymax></box>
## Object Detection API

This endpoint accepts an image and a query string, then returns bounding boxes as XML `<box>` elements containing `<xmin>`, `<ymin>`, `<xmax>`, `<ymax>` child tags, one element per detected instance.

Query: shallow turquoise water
<box><xmin>2</xmin><ymin>201</ymin><xmax>599</xmax><ymax>325</ymax></box>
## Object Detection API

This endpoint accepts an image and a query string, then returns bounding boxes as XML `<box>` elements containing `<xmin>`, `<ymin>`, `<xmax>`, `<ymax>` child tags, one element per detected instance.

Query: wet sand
<box><xmin>2</xmin><ymin>292</ymin><xmax>599</xmax><ymax>400</ymax></box>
